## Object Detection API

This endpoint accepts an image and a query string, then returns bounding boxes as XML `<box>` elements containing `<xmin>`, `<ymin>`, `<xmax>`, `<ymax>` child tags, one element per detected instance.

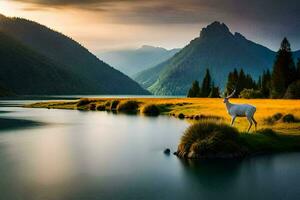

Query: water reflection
<box><xmin>0</xmin><ymin>117</ymin><xmax>43</xmax><ymax>130</ymax></box>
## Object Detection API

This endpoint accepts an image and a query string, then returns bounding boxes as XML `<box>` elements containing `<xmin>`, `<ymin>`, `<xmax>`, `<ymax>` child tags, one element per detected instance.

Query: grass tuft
<box><xmin>178</xmin><ymin>113</ymin><xmax>185</xmax><ymax>119</ymax></box>
<box><xmin>141</xmin><ymin>104</ymin><xmax>160</xmax><ymax>116</ymax></box>
<box><xmin>77</xmin><ymin>98</ymin><xmax>91</xmax><ymax>107</ymax></box>
<box><xmin>117</xmin><ymin>101</ymin><xmax>139</xmax><ymax>114</ymax></box>
<box><xmin>177</xmin><ymin>121</ymin><xmax>300</xmax><ymax>160</ymax></box>
<box><xmin>176</xmin><ymin>120</ymin><xmax>247</xmax><ymax>159</ymax></box>
<box><xmin>264</xmin><ymin>113</ymin><xmax>283</xmax><ymax>124</ymax></box>
<box><xmin>282</xmin><ymin>114</ymin><xmax>298</xmax><ymax>123</ymax></box>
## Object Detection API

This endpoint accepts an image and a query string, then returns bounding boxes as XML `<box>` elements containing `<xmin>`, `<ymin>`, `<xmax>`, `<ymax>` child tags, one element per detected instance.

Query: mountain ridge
<box><xmin>0</xmin><ymin>14</ymin><xmax>149</xmax><ymax>95</ymax></box>
<box><xmin>0</xmin><ymin>31</ymin><xmax>88</xmax><ymax>95</ymax></box>
<box><xmin>135</xmin><ymin>21</ymin><xmax>300</xmax><ymax>95</ymax></box>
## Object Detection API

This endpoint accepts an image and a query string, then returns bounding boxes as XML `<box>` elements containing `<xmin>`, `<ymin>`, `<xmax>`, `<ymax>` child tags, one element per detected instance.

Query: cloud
<box><xmin>12</xmin><ymin>0</ymin><xmax>125</xmax><ymax>6</ymax></box>
<box><xmin>12</xmin><ymin>0</ymin><xmax>300</xmax><ymax>25</ymax></box>
<box><xmin>9</xmin><ymin>0</ymin><xmax>300</xmax><ymax>50</ymax></box>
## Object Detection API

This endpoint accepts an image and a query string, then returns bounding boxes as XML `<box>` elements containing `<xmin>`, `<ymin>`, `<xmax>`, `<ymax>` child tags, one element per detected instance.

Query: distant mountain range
<box><xmin>0</xmin><ymin>14</ymin><xmax>149</xmax><ymax>96</ymax></box>
<box><xmin>135</xmin><ymin>22</ymin><xmax>300</xmax><ymax>95</ymax></box>
<box><xmin>98</xmin><ymin>45</ymin><xmax>180</xmax><ymax>77</ymax></box>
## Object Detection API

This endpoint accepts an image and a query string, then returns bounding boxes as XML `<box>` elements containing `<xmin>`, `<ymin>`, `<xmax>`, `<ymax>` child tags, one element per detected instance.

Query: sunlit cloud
<box><xmin>2</xmin><ymin>0</ymin><xmax>300</xmax><ymax>51</ymax></box>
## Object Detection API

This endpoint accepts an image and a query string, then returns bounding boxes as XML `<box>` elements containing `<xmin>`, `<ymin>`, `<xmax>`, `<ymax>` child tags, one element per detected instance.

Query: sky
<box><xmin>1</xmin><ymin>0</ymin><xmax>300</xmax><ymax>53</ymax></box>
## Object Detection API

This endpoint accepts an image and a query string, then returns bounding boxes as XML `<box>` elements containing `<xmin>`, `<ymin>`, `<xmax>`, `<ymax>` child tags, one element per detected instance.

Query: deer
<box><xmin>223</xmin><ymin>89</ymin><xmax>257</xmax><ymax>132</ymax></box>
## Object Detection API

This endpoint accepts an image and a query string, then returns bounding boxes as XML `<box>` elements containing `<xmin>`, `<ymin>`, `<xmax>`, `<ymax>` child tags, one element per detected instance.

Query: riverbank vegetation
<box><xmin>176</xmin><ymin>121</ymin><xmax>300</xmax><ymax>159</ymax></box>
<box><xmin>27</xmin><ymin>98</ymin><xmax>300</xmax><ymax>135</ymax></box>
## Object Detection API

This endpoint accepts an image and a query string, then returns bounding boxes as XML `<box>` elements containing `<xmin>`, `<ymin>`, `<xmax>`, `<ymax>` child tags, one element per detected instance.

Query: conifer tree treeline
<box><xmin>225</xmin><ymin>69</ymin><xmax>257</xmax><ymax>97</ymax></box>
<box><xmin>187</xmin><ymin>81</ymin><xmax>201</xmax><ymax>97</ymax></box>
<box><xmin>187</xmin><ymin>69</ymin><xmax>220</xmax><ymax>98</ymax></box>
<box><xmin>187</xmin><ymin>38</ymin><xmax>300</xmax><ymax>99</ymax></box>
<box><xmin>225</xmin><ymin>37</ymin><xmax>300</xmax><ymax>99</ymax></box>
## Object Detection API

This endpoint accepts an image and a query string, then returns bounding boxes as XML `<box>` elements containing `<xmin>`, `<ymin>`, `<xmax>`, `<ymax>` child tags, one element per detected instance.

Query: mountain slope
<box><xmin>135</xmin><ymin>22</ymin><xmax>278</xmax><ymax>95</ymax></box>
<box><xmin>0</xmin><ymin>15</ymin><xmax>149</xmax><ymax>95</ymax></box>
<box><xmin>98</xmin><ymin>45</ymin><xmax>180</xmax><ymax>77</ymax></box>
<box><xmin>0</xmin><ymin>31</ymin><xmax>90</xmax><ymax>95</ymax></box>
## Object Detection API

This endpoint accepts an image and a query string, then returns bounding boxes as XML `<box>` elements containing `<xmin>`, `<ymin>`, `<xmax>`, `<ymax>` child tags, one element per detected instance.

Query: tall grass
<box><xmin>141</xmin><ymin>104</ymin><xmax>160</xmax><ymax>116</ymax></box>
<box><xmin>177</xmin><ymin>120</ymin><xmax>247</xmax><ymax>159</ymax></box>
<box><xmin>77</xmin><ymin>98</ymin><xmax>91</xmax><ymax>107</ymax></box>
<box><xmin>176</xmin><ymin>120</ymin><xmax>300</xmax><ymax>159</ymax></box>
<box><xmin>117</xmin><ymin>101</ymin><xmax>139</xmax><ymax>114</ymax></box>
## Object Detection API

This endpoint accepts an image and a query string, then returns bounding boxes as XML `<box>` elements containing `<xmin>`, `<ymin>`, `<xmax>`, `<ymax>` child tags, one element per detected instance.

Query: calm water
<box><xmin>0</xmin><ymin>100</ymin><xmax>300</xmax><ymax>200</ymax></box>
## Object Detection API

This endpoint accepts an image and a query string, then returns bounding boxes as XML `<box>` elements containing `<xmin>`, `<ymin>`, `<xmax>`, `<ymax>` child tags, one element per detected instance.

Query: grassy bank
<box><xmin>27</xmin><ymin>98</ymin><xmax>300</xmax><ymax>134</ymax></box>
<box><xmin>176</xmin><ymin>121</ymin><xmax>300</xmax><ymax>159</ymax></box>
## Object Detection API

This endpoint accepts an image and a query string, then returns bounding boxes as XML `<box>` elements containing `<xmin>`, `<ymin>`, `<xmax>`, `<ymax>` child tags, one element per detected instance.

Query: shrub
<box><xmin>264</xmin><ymin>113</ymin><xmax>283</xmax><ymax>124</ymax></box>
<box><xmin>282</xmin><ymin>114</ymin><xmax>296</xmax><ymax>123</ymax></box>
<box><xmin>141</xmin><ymin>104</ymin><xmax>160</xmax><ymax>116</ymax></box>
<box><xmin>117</xmin><ymin>101</ymin><xmax>139</xmax><ymax>114</ymax></box>
<box><xmin>239</xmin><ymin>89</ymin><xmax>264</xmax><ymax>99</ymax></box>
<box><xmin>96</xmin><ymin>104</ymin><xmax>106</xmax><ymax>111</ymax></box>
<box><xmin>77</xmin><ymin>98</ymin><xmax>91</xmax><ymax>107</ymax></box>
<box><xmin>110</xmin><ymin>100</ymin><xmax>120</xmax><ymax>111</ymax></box>
<box><xmin>176</xmin><ymin>121</ymin><xmax>247</xmax><ymax>159</ymax></box>
<box><xmin>178</xmin><ymin>113</ymin><xmax>185</xmax><ymax>119</ymax></box>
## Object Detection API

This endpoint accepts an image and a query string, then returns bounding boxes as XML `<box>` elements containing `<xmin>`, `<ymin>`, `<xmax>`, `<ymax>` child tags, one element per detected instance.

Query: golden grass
<box><xmin>26</xmin><ymin>98</ymin><xmax>300</xmax><ymax>135</ymax></box>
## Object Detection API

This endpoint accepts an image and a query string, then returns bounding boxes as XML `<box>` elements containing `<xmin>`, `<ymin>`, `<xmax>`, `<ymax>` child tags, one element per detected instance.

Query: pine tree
<box><xmin>200</xmin><ymin>69</ymin><xmax>212</xmax><ymax>97</ymax></box>
<box><xmin>271</xmin><ymin>38</ymin><xmax>296</xmax><ymax>98</ymax></box>
<box><xmin>261</xmin><ymin>70</ymin><xmax>271</xmax><ymax>98</ymax></box>
<box><xmin>208</xmin><ymin>82</ymin><xmax>220</xmax><ymax>98</ymax></box>
<box><xmin>257</xmin><ymin>76</ymin><xmax>262</xmax><ymax>90</ymax></box>
<box><xmin>236</xmin><ymin>69</ymin><xmax>246</xmax><ymax>97</ymax></box>
<box><xmin>187</xmin><ymin>80</ymin><xmax>200</xmax><ymax>97</ymax></box>
<box><xmin>226</xmin><ymin>68</ymin><xmax>238</xmax><ymax>96</ymax></box>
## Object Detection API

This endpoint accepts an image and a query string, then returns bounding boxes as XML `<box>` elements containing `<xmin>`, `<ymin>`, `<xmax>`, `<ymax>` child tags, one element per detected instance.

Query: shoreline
<box><xmin>25</xmin><ymin>97</ymin><xmax>300</xmax><ymax>160</ymax></box>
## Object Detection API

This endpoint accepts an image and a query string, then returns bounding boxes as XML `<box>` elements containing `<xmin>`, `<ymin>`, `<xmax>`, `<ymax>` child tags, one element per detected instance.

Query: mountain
<box><xmin>0</xmin><ymin>31</ymin><xmax>89</xmax><ymax>95</ymax></box>
<box><xmin>135</xmin><ymin>22</ymin><xmax>279</xmax><ymax>95</ymax></box>
<box><xmin>0</xmin><ymin>14</ymin><xmax>149</xmax><ymax>95</ymax></box>
<box><xmin>98</xmin><ymin>45</ymin><xmax>180</xmax><ymax>77</ymax></box>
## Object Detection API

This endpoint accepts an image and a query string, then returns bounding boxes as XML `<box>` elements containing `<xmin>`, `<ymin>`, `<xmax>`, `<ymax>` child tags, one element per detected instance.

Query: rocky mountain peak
<box><xmin>199</xmin><ymin>21</ymin><xmax>232</xmax><ymax>39</ymax></box>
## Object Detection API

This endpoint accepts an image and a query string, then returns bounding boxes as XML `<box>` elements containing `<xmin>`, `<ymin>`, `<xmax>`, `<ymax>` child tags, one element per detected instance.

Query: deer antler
<box><xmin>226</xmin><ymin>89</ymin><xmax>236</xmax><ymax>98</ymax></box>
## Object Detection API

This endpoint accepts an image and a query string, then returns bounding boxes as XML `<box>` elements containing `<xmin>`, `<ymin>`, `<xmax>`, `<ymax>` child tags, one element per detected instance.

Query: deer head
<box><xmin>223</xmin><ymin>89</ymin><xmax>236</xmax><ymax>103</ymax></box>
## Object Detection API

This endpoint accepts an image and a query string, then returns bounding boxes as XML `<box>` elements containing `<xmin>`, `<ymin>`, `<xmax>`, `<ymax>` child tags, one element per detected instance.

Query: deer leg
<box><xmin>251</xmin><ymin>117</ymin><xmax>257</xmax><ymax>131</ymax></box>
<box><xmin>231</xmin><ymin>116</ymin><xmax>236</xmax><ymax>126</ymax></box>
<box><xmin>247</xmin><ymin>116</ymin><xmax>253</xmax><ymax>132</ymax></box>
